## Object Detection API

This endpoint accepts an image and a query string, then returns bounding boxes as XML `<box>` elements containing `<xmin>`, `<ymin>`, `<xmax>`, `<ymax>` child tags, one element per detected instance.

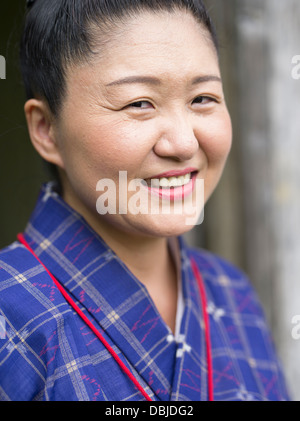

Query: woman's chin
<box><xmin>118</xmin><ymin>211</ymin><xmax>203</xmax><ymax>239</ymax></box>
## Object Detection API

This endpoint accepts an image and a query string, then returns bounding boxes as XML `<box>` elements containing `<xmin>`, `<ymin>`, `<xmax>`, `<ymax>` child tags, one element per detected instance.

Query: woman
<box><xmin>0</xmin><ymin>0</ymin><xmax>289</xmax><ymax>401</ymax></box>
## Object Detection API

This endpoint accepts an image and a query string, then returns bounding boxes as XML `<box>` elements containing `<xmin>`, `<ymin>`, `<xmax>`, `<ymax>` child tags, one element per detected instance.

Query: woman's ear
<box><xmin>24</xmin><ymin>99</ymin><xmax>65</xmax><ymax>169</ymax></box>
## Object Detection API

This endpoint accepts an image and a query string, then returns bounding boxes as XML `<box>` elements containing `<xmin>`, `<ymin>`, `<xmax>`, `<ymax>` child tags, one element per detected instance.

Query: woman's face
<box><xmin>52</xmin><ymin>10</ymin><xmax>232</xmax><ymax>239</ymax></box>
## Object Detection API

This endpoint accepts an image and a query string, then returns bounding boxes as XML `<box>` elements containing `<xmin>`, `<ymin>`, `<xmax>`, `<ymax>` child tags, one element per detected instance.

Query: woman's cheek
<box><xmin>200</xmin><ymin>113</ymin><xmax>232</xmax><ymax>165</ymax></box>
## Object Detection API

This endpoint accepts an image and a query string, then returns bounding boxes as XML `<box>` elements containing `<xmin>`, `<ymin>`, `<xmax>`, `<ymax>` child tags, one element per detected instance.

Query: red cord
<box><xmin>191</xmin><ymin>258</ymin><xmax>214</xmax><ymax>401</ymax></box>
<box><xmin>17</xmin><ymin>234</ymin><xmax>213</xmax><ymax>401</ymax></box>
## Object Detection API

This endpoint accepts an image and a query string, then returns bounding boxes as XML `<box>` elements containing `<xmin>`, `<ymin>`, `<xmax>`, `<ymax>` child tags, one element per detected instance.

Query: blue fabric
<box><xmin>0</xmin><ymin>183</ymin><xmax>289</xmax><ymax>401</ymax></box>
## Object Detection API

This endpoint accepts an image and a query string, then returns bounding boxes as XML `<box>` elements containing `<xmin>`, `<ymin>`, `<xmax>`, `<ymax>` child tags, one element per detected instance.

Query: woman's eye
<box><xmin>192</xmin><ymin>96</ymin><xmax>215</xmax><ymax>105</ymax></box>
<box><xmin>128</xmin><ymin>101</ymin><xmax>153</xmax><ymax>109</ymax></box>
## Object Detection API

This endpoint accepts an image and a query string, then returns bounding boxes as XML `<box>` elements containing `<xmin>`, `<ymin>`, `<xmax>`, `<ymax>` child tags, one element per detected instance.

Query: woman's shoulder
<box><xmin>0</xmin><ymin>242</ymin><xmax>72</xmax><ymax>401</ymax></box>
<box><xmin>0</xmin><ymin>241</ymin><xmax>37</xmax><ymax>286</ymax></box>
<box><xmin>187</xmin><ymin>245</ymin><xmax>249</xmax><ymax>284</ymax></box>
<box><xmin>0</xmin><ymin>241</ymin><xmax>65</xmax><ymax>321</ymax></box>
<box><xmin>0</xmin><ymin>240</ymin><xmax>45</xmax><ymax>291</ymax></box>
<box><xmin>185</xmin><ymin>245</ymin><xmax>265</xmax><ymax>318</ymax></box>
<box><xmin>184</xmin><ymin>245</ymin><xmax>291</xmax><ymax>401</ymax></box>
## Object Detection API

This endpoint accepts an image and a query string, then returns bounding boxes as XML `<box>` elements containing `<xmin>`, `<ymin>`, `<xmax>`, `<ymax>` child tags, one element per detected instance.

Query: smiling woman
<box><xmin>0</xmin><ymin>0</ymin><xmax>290</xmax><ymax>401</ymax></box>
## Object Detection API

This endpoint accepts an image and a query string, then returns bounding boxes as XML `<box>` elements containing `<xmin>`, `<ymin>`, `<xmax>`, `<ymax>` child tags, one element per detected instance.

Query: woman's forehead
<box><xmin>100</xmin><ymin>10</ymin><xmax>215</xmax><ymax>54</ymax></box>
<box><xmin>71</xmin><ymin>11</ymin><xmax>219</xmax><ymax>87</ymax></box>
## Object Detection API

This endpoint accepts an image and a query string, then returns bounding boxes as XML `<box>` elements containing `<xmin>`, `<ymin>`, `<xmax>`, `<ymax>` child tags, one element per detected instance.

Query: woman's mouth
<box><xmin>146</xmin><ymin>172</ymin><xmax>193</xmax><ymax>188</ymax></box>
<box><xmin>143</xmin><ymin>170</ymin><xmax>199</xmax><ymax>200</ymax></box>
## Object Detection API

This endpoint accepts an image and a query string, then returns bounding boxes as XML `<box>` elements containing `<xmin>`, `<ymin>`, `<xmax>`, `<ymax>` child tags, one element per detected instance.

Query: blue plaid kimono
<box><xmin>0</xmin><ymin>183</ymin><xmax>289</xmax><ymax>401</ymax></box>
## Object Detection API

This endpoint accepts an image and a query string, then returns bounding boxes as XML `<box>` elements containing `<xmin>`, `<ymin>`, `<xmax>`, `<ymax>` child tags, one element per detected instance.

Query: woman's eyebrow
<box><xmin>106</xmin><ymin>74</ymin><xmax>222</xmax><ymax>87</ymax></box>
<box><xmin>191</xmin><ymin>75</ymin><xmax>222</xmax><ymax>84</ymax></box>
<box><xmin>106</xmin><ymin>76</ymin><xmax>161</xmax><ymax>87</ymax></box>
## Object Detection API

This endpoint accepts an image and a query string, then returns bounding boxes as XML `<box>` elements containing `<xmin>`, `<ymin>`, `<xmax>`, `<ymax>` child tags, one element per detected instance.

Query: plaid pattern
<box><xmin>0</xmin><ymin>183</ymin><xmax>289</xmax><ymax>401</ymax></box>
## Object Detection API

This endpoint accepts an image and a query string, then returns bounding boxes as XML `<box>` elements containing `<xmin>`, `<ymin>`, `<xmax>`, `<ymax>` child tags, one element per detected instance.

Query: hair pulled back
<box><xmin>20</xmin><ymin>0</ymin><xmax>218</xmax><ymax>116</ymax></box>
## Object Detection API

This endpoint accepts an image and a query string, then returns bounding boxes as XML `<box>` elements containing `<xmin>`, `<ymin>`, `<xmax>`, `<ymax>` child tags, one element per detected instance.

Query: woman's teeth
<box><xmin>149</xmin><ymin>173</ymin><xmax>192</xmax><ymax>189</ymax></box>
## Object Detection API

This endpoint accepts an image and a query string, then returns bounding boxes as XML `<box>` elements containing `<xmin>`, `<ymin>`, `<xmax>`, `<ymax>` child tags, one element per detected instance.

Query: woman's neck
<box><xmin>100</xmin><ymin>228</ymin><xmax>178</xmax><ymax>334</ymax></box>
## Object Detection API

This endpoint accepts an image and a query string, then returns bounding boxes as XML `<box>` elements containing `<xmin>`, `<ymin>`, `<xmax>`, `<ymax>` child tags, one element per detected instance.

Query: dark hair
<box><xmin>20</xmin><ymin>0</ymin><xmax>218</xmax><ymax>117</ymax></box>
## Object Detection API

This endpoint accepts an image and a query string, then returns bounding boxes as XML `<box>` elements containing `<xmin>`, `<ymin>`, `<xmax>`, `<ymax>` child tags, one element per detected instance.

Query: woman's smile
<box><xmin>143</xmin><ymin>170</ymin><xmax>199</xmax><ymax>201</ymax></box>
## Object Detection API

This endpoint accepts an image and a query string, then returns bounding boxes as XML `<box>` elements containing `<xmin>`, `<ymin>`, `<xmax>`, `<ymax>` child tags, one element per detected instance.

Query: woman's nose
<box><xmin>153</xmin><ymin>112</ymin><xmax>199</xmax><ymax>161</ymax></box>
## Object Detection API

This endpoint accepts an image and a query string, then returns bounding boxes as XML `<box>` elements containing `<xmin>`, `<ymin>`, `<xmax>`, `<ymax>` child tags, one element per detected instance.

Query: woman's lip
<box><xmin>142</xmin><ymin>171</ymin><xmax>198</xmax><ymax>201</ymax></box>
<box><xmin>145</xmin><ymin>167</ymin><xmax>198</xmax><ymax>180</ymax></box>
